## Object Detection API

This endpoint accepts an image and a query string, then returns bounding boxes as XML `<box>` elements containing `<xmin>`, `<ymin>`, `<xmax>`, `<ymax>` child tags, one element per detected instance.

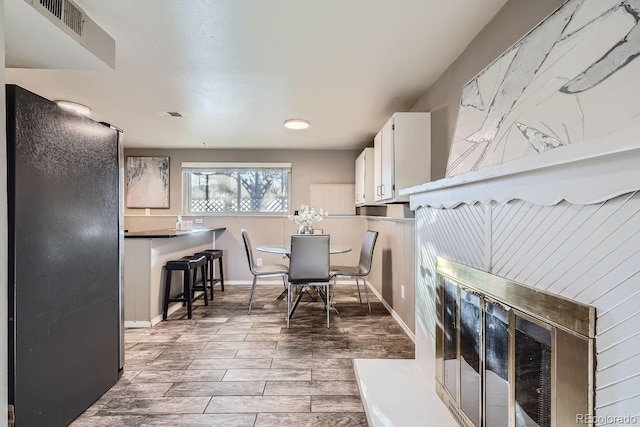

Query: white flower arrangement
<box><xmin>288</xmin><ymin>204</ymin><xmax>328</xmax><ymax>230</ymax></box>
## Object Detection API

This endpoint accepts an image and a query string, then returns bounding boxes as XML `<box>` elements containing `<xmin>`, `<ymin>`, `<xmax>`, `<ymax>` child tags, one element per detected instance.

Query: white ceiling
<box><xmin>5</xmin><ymin>0</ymin><xmax>508</xmax><ymax>150</ymax></box>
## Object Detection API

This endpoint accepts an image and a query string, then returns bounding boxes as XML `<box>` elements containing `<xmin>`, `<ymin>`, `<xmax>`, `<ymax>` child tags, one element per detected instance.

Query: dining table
<box><xmin>256</xmin><ymin>243</ymin><xmax>351</xmax><ymax>318</ymax></box>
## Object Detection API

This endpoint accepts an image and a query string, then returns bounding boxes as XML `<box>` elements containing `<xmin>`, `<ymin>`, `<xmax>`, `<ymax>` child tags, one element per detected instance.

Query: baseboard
<box><xmin>126</xmin><ymin>301</ymin><xmax>183</xmax><ymax>329</ymax></box>
<box><xmin>124</xmin><ymin>320</ymin><xmax>151</xmax><ymax>328</ymax></box>
<box><xmin>365</xmin><ymin>282</ymin><xmax>415</xmax><ymax>343</ymax></box>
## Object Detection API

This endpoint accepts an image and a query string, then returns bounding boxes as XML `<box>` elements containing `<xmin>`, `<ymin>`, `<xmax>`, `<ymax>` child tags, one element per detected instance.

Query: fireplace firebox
<box><xmin>435</xmin><ymin>257</ymin><xmax>595</xmax><ymax>427</ymax></box>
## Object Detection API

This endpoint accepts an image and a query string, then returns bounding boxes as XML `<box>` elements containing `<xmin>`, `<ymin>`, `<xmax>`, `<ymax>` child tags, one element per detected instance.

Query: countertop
<box><xmin>124</xmin><ymin>227</ymin><xmax>226</xmax><ymax>239</ymax></box>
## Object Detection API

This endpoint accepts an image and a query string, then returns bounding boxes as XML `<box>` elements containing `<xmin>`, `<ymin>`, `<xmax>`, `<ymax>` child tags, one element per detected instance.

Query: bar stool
<box><xmin>198</xmin><ymin>249</ymin><xmax>224</xmax><ymax>296</ymax></box>
<box><xmin>162</xmin><ymin>254</ymin><xmax>208</xmax><ymax>320</ymax></box>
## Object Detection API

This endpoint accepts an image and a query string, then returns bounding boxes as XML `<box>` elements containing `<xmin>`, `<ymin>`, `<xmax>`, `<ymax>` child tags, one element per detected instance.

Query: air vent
<box><xmin>153</xmin><ymin>110</ymin><xmax>183</xmax><ymax>118</ymax></box>
<box><xmin>39</xmin><ymin>0</ymin><xmax>84</xmax><ymax>37</ymax></box>
<box><xmin>63</xmin><ymin>0</ymin><xmax>83</xmax><ymax>36</ymax></box>
<box><xmin>39</xmin><ymin>0</ymin><xmax>61</xmax><ymax>19</ymax></box>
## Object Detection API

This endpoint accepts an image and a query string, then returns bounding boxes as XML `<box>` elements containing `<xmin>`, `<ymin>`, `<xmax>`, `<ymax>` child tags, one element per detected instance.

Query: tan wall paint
<box><xmin>410</xmin><ymin>0</ymin><xmax>566</xmax><ymax>180</ymax></box>
<box><xmin>124</xmin><ymin>148</ymin><xmax>359</xmax><ymax>217</ymax></box>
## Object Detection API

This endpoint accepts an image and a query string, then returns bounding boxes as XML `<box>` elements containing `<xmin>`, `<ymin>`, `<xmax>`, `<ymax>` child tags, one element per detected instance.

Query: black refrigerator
<box><xmin>6</xmin><ymin>85</ymin><xmax>121</xmax><ymax>426</ymax></box>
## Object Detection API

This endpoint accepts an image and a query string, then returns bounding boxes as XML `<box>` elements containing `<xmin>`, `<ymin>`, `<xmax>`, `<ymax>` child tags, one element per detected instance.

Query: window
<box><xmin>182</xmin><ymin>162</ymin><xmax>290</xmax><ymax>214</ymax></box>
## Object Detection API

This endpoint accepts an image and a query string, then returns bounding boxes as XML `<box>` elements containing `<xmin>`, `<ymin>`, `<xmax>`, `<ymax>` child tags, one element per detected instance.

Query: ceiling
<box><xmin>5</xmin><ymin>0</ymin><xmax>508</xmax><ymax>150</ymax></box>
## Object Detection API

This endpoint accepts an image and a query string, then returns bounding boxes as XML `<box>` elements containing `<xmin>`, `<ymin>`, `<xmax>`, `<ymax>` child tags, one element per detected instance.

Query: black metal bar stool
<box><xmin>196</xmin><ymin>249</ymin><xmax>224</xmax><ymax>297</ymax></box>
<box><xmin>162</xmin><ymin>254</ymin><xmax>208</xmax><ymax>320</ymax></box>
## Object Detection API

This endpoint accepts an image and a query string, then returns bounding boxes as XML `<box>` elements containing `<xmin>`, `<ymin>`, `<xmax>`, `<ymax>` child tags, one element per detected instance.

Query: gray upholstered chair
<box><xmin>287</xmin><ymin>234</ymin><xmax>331</xmax><ymax>328</ymax></box>
<box><xmin>330</xmin><ymin>230</ymin><xmax>378</xmax><ymax>314</ymax></box>
<box><xmin>241</xmin><ymin>229</ymin><xmax>288</xmax><ymax>314</ymax></box>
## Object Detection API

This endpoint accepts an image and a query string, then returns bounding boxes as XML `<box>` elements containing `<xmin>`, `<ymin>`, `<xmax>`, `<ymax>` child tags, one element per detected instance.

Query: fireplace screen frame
<box><xmin>435</xmin><ymin>257</ymin><xmax>595</xmax><ymax>427</ymax></box>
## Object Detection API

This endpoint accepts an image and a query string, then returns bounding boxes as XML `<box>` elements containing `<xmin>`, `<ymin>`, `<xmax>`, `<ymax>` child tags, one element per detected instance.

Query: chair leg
<box><xmin>286</xmin><ymin>282</ymin><xmax>291</xmax><ymax>328</ymax></box>
<box><xmin>248</xmin><ymin>276</ymin><xmax>258</xmax><ymax>314</ymax></box>
<box><xmin>162</xmin><ymin>268</ymin><xmax>172</xmax><ymax>320</ymax></box>
<box><xmin>355</xmin><ymin>277</ymin><xmax>362</xmax><ymax>303</ymax></box>
<box><xmin>184</xmin><ymin>270</ymin><xmax>193</xmax><ymax>319</ymax></box>
<box><xmin>218</xmin><ymin>256</ymin><xmax>225</xmax><ymax>292</ymax></box>
<box><xmin>200</xmin><ymin>264</ymin><xmax>208</xmax><ymax>306</ymax></box>
<box><xmin>326</xmin><ymin>283</ymin><xmax>330</xmax><ymax>328</ymax></box>
<box><xmin>363</xmin><ymin>277</ymin><xmax>371</xmax><ymax>314</ymax></box>
<box><xmin>208</xmin><ymin>258</ymin><xmax>215</xmax><ymax>299</ymax></box>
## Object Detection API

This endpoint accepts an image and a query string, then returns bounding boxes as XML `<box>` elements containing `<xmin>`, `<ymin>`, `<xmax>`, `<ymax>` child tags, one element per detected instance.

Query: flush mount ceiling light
<box><xmin>55</xmin><ymin>100</ymin><xmax>91</xmax><ymax>116</ymax></box>
<box><xmin>283</xmin><ymin>118</ymin><xmax>310</xmax><ymax>130</ymax></box>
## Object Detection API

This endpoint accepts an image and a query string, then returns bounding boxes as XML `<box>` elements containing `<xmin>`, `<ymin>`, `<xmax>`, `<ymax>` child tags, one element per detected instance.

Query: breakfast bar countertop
<box><xmin>124</xmin><ymin>227</ymin><xmax>226</xmax><ymax>239</ymax></box>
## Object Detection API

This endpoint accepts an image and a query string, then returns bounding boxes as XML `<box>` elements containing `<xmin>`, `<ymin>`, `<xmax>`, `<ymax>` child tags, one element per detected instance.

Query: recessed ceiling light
<box><xmin>284</xmin><ymin>118</ymin><xmax>310</xmax><ymax>130</ymax></box>
<box><xmin>55</xmin><ymin>100</ymin><xmax>91</xmax><ymax>116</ymax></box>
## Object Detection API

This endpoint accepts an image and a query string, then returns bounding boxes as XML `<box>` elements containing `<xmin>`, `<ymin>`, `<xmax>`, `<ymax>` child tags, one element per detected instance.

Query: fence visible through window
<box><xmin>184</xmin><ymin>166</ymin><xmax>290</xmax><ymax>214</ymax></box>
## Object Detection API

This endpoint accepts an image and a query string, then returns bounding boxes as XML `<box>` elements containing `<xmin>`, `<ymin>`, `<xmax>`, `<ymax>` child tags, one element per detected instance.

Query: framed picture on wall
<box><xmin>126</xmin><ymin>156</ymin><xmax>170</xmax><ymax>208</ymax></box>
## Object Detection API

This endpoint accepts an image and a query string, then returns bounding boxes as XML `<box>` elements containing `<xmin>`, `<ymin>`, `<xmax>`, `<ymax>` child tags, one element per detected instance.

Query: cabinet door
<box><xmin>373</xmin><ymin>130</ymin><xmax>383</xmax><ymax>202</ymax></box>
<box><xmin>380</xmin><ymin>117</ymin><xmax>395</xmax><ymax>200</ymax></box>
<box><xmin>355</xmin><ymin>151</ymin><xmax>365</xmax><ymax>206</ymax></box>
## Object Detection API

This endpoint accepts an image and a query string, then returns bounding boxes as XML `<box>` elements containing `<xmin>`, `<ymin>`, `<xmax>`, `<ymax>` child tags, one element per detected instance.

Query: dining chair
<box><xmin>287</xmin><ymin>234</ymin><xmax>331</xmax><ymax>328</ymax></box>
<box><xmin>329</xmin><ymin>230</ymin><xmax>378</xmax><ymax>314</ymax></box>
<box><xmin>241</xmin><ymin>229</ymin><xmax>289</xmax><ymax>314</ymax></box>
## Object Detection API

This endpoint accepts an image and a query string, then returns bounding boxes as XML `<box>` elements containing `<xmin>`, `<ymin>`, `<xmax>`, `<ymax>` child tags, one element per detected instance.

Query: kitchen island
<box><xmin>124</xmin><ymin>227</ymin><xmax>226</xmax><ymax>327</ymax></box>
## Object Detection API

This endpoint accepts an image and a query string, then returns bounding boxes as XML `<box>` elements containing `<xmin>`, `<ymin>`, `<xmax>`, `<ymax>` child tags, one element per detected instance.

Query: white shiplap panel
<box><xmin>491</xmin><ymin>201</ymin><xmax>545</xmax><ymax>276</ymax></box>
<box><xmin>492</xmin><ymin>202</ymin><xmax>561</xmax><ymax>278</ymax></box>
<box><xmin>570</xmin><ymin>238</ymin><xmax>640</xmax><ymax>306</ymax></box>
<box><xmin>488</xmin><ymin>192</ymin><xmax>640</xmax><ymax>420</ymax></box>
<box><xmin>598</xmin><ymin>353</ymin><xmax>640</xmax><ymax>388</ymax></box>
<box><xmin>496</xmin><ymin>202</ymin><xmax>598</xmax><ymax>287</ymax></box>
<box><xmin>415</xmin><ymin>191</ymin><xmax>640</xmax><ymax>420</ymax></box>
<box><xmin>546</xmin><ymin>198</ymin><xmax>640</xmax><ymax>297</ymax></box>
<box><xmin>414</xmin><ymin>203</ymin><xmax>486</xmax><ymax>378</ymax></box>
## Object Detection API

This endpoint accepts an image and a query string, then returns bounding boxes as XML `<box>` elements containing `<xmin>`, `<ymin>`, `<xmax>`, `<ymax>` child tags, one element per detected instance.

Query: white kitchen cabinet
<box><xmin>373</xmin><ymin>112</ymin><xmax>431</xmax><ymax>203</ymax></box>
<box><xmin>355</xmin><ymin>147</ymin><xmax>375</xmax><ymax>206</ymax></box>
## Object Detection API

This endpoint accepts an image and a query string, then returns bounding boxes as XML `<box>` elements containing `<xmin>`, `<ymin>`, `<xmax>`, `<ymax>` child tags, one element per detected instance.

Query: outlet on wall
<box><xmin>195</xmin><ymin>218</ymin><xmax>203</xmax><ymax>224</ymax></box>
<box><xmin>401</xmin><ymin>285</ymin><xmax>405</xmax><ymax>299</ymax></box>
<box><xmin>256</xmin><ymin>258</ymin><xmax>263</xmax><ymax>267</ymax></box>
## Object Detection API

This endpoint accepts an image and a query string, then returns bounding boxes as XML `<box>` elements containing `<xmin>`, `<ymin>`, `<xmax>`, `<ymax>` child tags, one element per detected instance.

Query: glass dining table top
<box><xmin>256</xmin><ymin>244</ymin><xmax>351</xmax><ymax>255</ymax></box>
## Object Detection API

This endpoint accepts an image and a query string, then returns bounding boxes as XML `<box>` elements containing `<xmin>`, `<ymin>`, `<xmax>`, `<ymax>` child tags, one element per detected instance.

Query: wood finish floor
<box><xmin>71</xmin><ymin>284</ymin><xmax>415</xmax><ymax>426</ymax></box>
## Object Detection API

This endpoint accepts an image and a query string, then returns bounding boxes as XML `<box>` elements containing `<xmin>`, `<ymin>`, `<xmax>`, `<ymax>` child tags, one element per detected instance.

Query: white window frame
<box><xmin>181</xmin><ymin>162</ymin><xmax>292</xmax><ymax>215</ymax></box>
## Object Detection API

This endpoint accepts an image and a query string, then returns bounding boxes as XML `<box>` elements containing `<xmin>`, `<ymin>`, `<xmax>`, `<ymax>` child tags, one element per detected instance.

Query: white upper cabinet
<box><xmin>355</xmin><ymin>147</ymin><xmax>375</xmax><ymax>206</ymax></box>
<box><xmin>373</xmin><ymin>112</ymin><xmax>431</xmax><ymax>203</ymax></box>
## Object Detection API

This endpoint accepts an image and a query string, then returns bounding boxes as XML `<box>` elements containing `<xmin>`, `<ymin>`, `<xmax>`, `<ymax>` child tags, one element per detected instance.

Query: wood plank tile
<box><xmin>133</xmin><ymin>369</ymin><xmax>226</xmax><ymax>383</ymax></box>
<box><xmin>76</xmin><ymin>284</ymin><xmax>414</xmax><ymax>426</ymax></box>
<box><xmin>311</xmin><ymin>395</ymin><xmax>364</xmax><ymax>413</ymax></box>
<box><xmin>141</xmin><ymin>414</ymin><xmax>256</xmax><ymax>427</ymax></box>
<box><xmin>165</xmin><ymin>381</ymin><xmax>266</xmax><ymax>397</ymax></box>
<box><xmin>254</xmin><ymin>412</ymin><xmax>367</xmax><ymax>427</ymax></box>
<box><xmin>205</xmin><ymin>396</ymin><xmax>310</xmax><ymax>413</ymax></box>
<box><xmin>189</xmin><ymin>358</ymin><xmax>272</xmax><ymax>370</ymax></box>
<box><xmin>223</xmin><ymin>368</ymin><xmax>311</xmax><ymax>382</ymax></box>
<box><xmin>263</xmin><ymin>381</ymin><xmax>360</xmax><ymax>396</ymax></box>
<box><xmin>97</xmin><ymin>397</ymin><xmax>211</xmax><ymax>415</ymax></box>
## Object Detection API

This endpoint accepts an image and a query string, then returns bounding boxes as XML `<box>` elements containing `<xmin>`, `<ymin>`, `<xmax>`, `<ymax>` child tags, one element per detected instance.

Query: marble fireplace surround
<box><xmin>399</xmin><ymin>137</ymin><xmax>640</xmax><ymax>425</ymax></box>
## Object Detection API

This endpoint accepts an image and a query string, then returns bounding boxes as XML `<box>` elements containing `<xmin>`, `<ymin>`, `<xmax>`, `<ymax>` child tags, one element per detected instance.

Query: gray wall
<box><xmin>410</xmin><ymin>0</ymin><xmax>566</xmax><ymax>180</ymax></box>
<box><xmin>124</xmin><ymin>148</ymin><xmax>359</xmax><ymax>216</ymax></box>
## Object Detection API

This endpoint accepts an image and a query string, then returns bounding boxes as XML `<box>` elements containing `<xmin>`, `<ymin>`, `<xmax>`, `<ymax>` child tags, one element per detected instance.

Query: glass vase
<box><xmin>298</xmin><ymin>225</ymin><xmax>313</xmax><ymax>234</ymax></box>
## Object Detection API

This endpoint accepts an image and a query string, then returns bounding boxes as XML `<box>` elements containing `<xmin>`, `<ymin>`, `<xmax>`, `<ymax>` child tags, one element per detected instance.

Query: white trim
<box><xmin>366</xmin><ymin>282</ymin><xmax>415</xmax><ymax>343</ymax></box>
<box><xmin>125</xmin><ymin>302</ymin><xmax>183</xmax><ymax>329</ymax></box>
<box><xmin>124</xmin><ymin>320</ymin><xmax>151</xmax><ymax>328</ymax></box>
<box><xmin>181</xmin><ymin>161</ymin><xmax>291</xmax><ymax>170</ymax></box>
<box><xmin>405</xmin><ymin>136</ymin><xmax>640</xmax><ymax>209</ymax></box>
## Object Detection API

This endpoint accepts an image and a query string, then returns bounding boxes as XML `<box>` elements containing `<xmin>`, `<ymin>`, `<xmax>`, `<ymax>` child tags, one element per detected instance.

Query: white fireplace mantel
<box><xmin>402</xmin><ymin>129</ymin><xmax>640</xmax><ymax>209</ymax></box>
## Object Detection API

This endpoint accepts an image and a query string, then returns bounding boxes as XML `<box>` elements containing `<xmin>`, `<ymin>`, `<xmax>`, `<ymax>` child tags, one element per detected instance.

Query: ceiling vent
<box><xmin>37</xmin><ymin>0</ymin><xmax>84</xmax><ymax>37</ymax></box>
<box><xmin>5</xmin><ymin>0</ymin><xmax>115</xmax><ymax>70</ymax></box>
<box><xmin>153</xmin><ymin>111</ymin><xmax>183</xmax><ymax>118</ymax></box>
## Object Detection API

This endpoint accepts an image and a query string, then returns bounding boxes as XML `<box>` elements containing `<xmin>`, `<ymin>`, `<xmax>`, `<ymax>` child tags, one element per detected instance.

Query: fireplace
<box><xmin>435</xmin><ymin>257</ymin><xmax>595</xmax><ymax>427</ymax></box>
